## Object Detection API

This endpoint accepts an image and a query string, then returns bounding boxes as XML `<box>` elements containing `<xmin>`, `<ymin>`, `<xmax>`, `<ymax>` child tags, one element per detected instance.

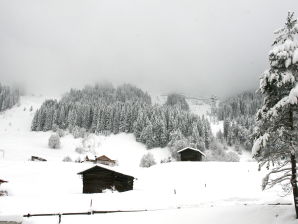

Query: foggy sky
<box><xmin>0</xmin><ymin>0</ymin><xmax>298</xmax><ymax>97</ymax></box>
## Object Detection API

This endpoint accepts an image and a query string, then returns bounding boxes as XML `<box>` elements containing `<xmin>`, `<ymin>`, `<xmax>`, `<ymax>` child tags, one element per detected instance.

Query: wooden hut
<box><xmin>0</xmin><ymin>179</ymin><xmax>8</xmax><ymax>196</ymax></box>
<box><xmin>177</xmin><ymin>147</ymin><xmax>206</xmax><ymax>161</ymax></box>
<box><xmin>0</xmin><ymin>179</ymin><xmax>7</xmax><ymax>185</ymax></box>
<box><xmin>95</xmin><ymin>155</ymin><xmax>117</xmax><ymax>166</ymax></box>
<box><xmin>78</xmin><ymin>165</ymin><xmax>134</xmax><ymax>193</ymax></box>
<box><xmin>30</xmin><ymin>156</ymin><xmax>47</xmax><ymax>162</ymax></box>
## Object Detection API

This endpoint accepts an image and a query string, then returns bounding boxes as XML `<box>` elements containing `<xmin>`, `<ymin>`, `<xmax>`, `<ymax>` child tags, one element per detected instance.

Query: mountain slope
<box><xmin>0</xmin><ymin>95</ymin><xmax>170</xmax><ymax>165</ymax></box>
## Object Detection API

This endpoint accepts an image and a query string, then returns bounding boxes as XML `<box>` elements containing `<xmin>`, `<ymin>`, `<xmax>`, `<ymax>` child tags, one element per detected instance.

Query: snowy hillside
<box><xmin>152</xmin><ymin>94</ymin><xmax>212</xmax><ymax>117</ymax></box>
<box><xmin>152</xmin><ymin>94</ymin><xmax>222</xmax><ymax>135</ymax></box>
<box><xmin>0</xmin><ymin>95</ymin><xmax>46</xmax><ymax>133</ymax></box>
<box><xmin>0</xmin><ymin>95</ymin><xmax>296</xmax><ymax>223</ymax></box>
<box><xmin>0</xmin><ymin>96</ymin><xmax>170</xmax><ymax>165</ymax></box>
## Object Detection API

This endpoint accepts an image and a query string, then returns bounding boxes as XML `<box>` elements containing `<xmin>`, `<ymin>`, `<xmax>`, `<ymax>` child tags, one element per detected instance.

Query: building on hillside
<box><xmin>82</xmin><ymin>155</ymin><xmax>117</xmax><ymax>166</ymax></box>
<box><xmin>30</xmin><ymin>156</ymin><xmax>47</xmax><ymax>162</ymax></box>
<box><xmin>0</xmin><ymin>179</ymin><xmax>8</xmax><ymax>196</ymax></box>
<box><xmin>95</xmin><ymin>155</ymin><xmax>117</xmax><ymax>166</ymax></box>
<box><xmin>78</xmin><ymin>165</ymin><xmax>134</xmax><ymax>193</ymax></box>
<box><xmin>177</xmin><ymin>147</ymin><xmax>206</xmax><ymax>161</ymax></box>
<box><xmin>0</xmin><ymin>179</ymin><xmax>7</xmax><ymax>186</ymax></box>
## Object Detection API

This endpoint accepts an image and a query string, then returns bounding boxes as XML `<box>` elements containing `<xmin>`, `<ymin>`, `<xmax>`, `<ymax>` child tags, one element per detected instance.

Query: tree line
<box><xmin>215</xmin><ymin>91</ymin><xmax>262</xmax><ymax>151</ymax></box>
<box><xmin>0</xmin><ymin>82</ymin><xmax>20</xmax><ymax>112</ymax></box>
<box><xmin>31</xmin><ymin>84</ymin><xmax>212</xmax><ymax>152</ymax></box>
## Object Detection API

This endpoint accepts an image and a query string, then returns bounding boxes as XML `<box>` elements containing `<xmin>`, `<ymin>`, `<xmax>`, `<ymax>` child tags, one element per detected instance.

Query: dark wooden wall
<box><xmin>81</xmin><ymin>167</ymin><xmax>133</xmax><ymax>193</ymax></box>
<box><xmin>180</xmin><ymin>149</ymin><xmax>202</xmax><ymax>161</ymax></box>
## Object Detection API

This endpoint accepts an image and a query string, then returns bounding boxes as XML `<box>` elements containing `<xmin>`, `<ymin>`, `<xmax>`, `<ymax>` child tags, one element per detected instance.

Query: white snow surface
<box><xmin>0</xmin><ymin>96</ymin><xmax>170</xmax><ymax>165</ymax></box>
<box><xmin>0</xmin><ymin>161</ymin><xmax>295</xmax><ymax>223</ymax></box>
<box><xmin>0</xmin><ymin>95</ymin><xmax>295</xmax><ymax>223</ymax></box>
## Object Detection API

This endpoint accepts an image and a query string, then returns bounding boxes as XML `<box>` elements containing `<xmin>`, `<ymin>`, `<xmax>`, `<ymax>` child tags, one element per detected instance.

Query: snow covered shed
<box><xmin>78</xmin><ymin>165</ymin><xmax>134</xmax><ymax>193</ymax></box>
<box><xmin>0</xmin><ymin>179</ymin><xmax>7</xmax><ymax>185</ymax></box>
<box><xmin>177</xmin><ymin>147</ymin><xmax>206</xmax><ymax>161</ymax></box>
<box><xmin>95</xmin><ymin>155</ymin><xmax>117</xmax><ymax>166</ymax></box>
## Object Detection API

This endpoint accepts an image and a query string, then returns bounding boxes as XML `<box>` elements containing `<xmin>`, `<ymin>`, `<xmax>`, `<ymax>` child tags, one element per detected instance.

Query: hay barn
<box><xmin>0</xmin><ymin>179</ymin><xmax>7</xmax><ymax>185</ymax></box>
<box><xmin>95</xmin><ymin>155</ymin><xmax>117</xmax><ymax>166</ymax></box>
<box><xmin>78</xmin><ymin>165</ymin><xmax>134</xmax><ymax>193</ymax></box>
<box><xmin>178</xmin><ymin>147</ymin><xmax>206</xmax><ymax>161</ymax></box>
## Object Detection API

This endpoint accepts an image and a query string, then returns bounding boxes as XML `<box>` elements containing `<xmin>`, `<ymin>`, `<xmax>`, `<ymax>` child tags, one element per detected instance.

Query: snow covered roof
<box><xmin>96</xmin><ymin>155</ymin><xmax>116</xmax><ymax>162</ymax></box>
<box><xmin>177</xmin><ymin>147</ymin><xmax>206</xmax><ymax>157</ymax></box>
<box><xmin>77</xmin><ymin>165</ymin><xmax>134</xmax><ymax>179</ymax></box>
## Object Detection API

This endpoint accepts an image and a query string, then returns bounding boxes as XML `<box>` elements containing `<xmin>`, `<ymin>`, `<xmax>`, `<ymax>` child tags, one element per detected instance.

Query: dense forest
<box><xmin>215</xmin><ymin>91</ymin><xmax>262</xmax><ymax>151</ymax></box>
<box><xmin>32</xmin><ymin>84</ymin><xmax>212</xmax><ymax>154</ymax></box>
<box><xmin>165</xmin><ymin>93</ymin><xmax>189</xmax><ymax>111</ymax></box>
<box><xmin>0</xmin><ymin>82</ymin><xmax>20</xmax><ymax>112</ymax></box>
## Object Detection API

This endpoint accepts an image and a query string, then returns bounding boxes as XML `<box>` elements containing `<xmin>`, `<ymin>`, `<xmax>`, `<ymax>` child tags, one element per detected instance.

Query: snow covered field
<box><xmin>0</xmin><ymin>161</ymin><xmax>295</xmax><ymax>223</ymax></box>
<box><xmin>0</xmin><ymin>96</ymin><xmax>295</xmax><ymax>223</ymax></box>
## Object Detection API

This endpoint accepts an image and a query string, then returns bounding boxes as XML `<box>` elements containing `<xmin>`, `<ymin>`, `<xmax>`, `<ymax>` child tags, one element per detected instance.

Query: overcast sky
<box><xmin>0</xmin><ymin>0</ymin><xmax>298</xmax><ymax>97</ymax></box>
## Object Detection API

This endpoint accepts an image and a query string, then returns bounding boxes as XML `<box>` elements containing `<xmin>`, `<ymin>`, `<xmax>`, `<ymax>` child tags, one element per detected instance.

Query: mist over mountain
<box><xmin>1</xmin><ymin>0</ymin><xmax>298</xmax><ymax>97</ymax></box>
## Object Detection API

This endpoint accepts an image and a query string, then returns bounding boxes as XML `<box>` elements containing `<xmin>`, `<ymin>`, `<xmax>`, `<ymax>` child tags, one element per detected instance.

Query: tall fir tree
<box><xmin>140</xmin><ymin>119</ymin><xmax>155</xmax><ymax>149</ymax></box>
<box><xmin>253</xmin><ymin>12</ymin><xmax>298</xmax><ymax>218</ymax></box>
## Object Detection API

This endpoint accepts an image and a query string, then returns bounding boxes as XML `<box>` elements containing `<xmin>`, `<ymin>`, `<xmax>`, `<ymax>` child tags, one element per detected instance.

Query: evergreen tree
<box><xmin>67</xmin><ymin>107</ymin><xmax>77</xmax><ymax>128</ymax></box>
<box><xmin>252</xmin><ymin>12</ymin><xmax>298</xmax><ymax>218</ymax></box>
<box><xmin>90</xmin><ymin>107</ymin><xmax>99</xmax><ymax>132</ymax></box>
<box><xmin>133</xmin><ymin>110</ymin><xmax>145</xmax><ymax>141</ymax></box>
<box><xmin>140</xmin><ymin>120</ymin><xmax>155</xmax><ymax>149</ymax></box>
<box><xmin>31</xmin><ymin>83</ymin><xmax>213</xmax><ymax>150</ymax></box>
<box><xmin>191</xmin><ymin>123</ymin><xmax>205</xmax><ymax>150</ymax></box>
<box><xmin>165</xmin><ymin>93</ymin><xmax>189</xmax><ymax>111</ymax></box>
<box><xmin>96</xmin><ymin>108</ymin><xmax>105</xmax><ymax>133</ymax></box>
<box><xmin>112</xmin><ymin>105</ymin><xmax>121</xmax><ymax>134</ymax></box>
<box><xmin>119</xmin><ymin>105</ymin><xmax>127</xmax><ymax>133</ymax></box>
<box><xmin>31</xmin><ymin>109</ymin><xmax>40</xmax><ymax>131</ymax></box>
<box><xmin>152</xmin><ymin>113</ymin><xmax>167</xmax><ymax>147</ymax></box>
<box><xmin>44</xmin><ymin>108</ymin><xmax>54</xmax><ymax>131</ymax></box>
<box><xmin>0</xmin><ymin>83</ymin><xmax>20</xmax><ymax>112</ymax></box>
<box><xmin>58</xmin><ymin>104</ymin><xmax>67</xmax><ymax>128</ymax></box>
<box><xmin>223</xmin><ymin>119</ymin><xmax>230</xmax><ymax>141</ymax></box>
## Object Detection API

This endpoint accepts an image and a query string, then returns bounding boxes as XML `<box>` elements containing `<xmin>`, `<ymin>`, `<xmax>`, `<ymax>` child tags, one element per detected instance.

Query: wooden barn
<box><xmin>78</xmin><ymin>165</ymin><xmax>134</xmax><ymax>193</ymax></box>
<box><xmin>0</xmin><ymin>179</ymin><xmax>7</xmax><ymax>185</ymax></box>
<box><xmin>30</xmin><ymin>156</ymin><xmax>47</xmax><ymax>162</ymax></box>
<box><xmin>177</xmin><ymin>147</ymin><xmax>206</xmax><ymax>161</ymax></box>
<box><xmin>0</xmin><ymin>179</ymin><xmax>8</xmax><ymax>196</ymax></box>
<box><xmin>95</xmin><ymin>155</ymin><xmax>117</xmax><ymax>166</ymax></box>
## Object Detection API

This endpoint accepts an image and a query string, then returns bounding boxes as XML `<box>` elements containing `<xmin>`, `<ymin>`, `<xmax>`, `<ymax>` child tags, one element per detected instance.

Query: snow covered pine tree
<box><xmin>253</xmin><ymin>12</ymin><xmax>298</xmax><ymax>218</ymax></box>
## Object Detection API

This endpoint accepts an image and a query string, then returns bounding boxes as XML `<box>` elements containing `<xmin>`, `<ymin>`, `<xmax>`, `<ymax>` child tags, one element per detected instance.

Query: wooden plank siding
<box><xmin>78</xmin><ymin>166</ymin><xmax>134</xmax><ymax>193</ymax></box>
<box><xmin>177</xmin><ymin>147</ymin><xmax>205</xmax><ymax>161</ymax></box>
<box><xmin>180</xmin><ymin>149</ymin><xmax>203</xmax><ymax>161</ymax></box>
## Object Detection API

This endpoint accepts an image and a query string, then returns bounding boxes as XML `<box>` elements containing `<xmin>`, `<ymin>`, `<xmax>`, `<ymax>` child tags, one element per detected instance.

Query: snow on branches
<box><xmin>254</xmin><ymin>14</ymin><xmax>298</xmax><ymax>217</ymax></box>
<box><xmin>252</xmin><ymin>133</ymin><xmax>269</xmax><ymax>157</ymax></box>
<box><xmin>258</xmin><ymin>84</ymin><xmax>298</xmax><ymax>121</ymax></box>
<box><xmin>260</xmin><ymin>70</ymin><xmax>295</xmax><ymax>94</ymax></box>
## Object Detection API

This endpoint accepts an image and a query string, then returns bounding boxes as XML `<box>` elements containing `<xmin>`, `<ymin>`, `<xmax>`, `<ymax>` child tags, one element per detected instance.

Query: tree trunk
<box><xmin>290</xmin><ymin>154</ymin><xmax>298</xmax><ymax>218</ymax></box>
<box><xmin>290</xmin><ymin>108</ymin><xmax>298</xmax><ymax>218</ymax></box>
